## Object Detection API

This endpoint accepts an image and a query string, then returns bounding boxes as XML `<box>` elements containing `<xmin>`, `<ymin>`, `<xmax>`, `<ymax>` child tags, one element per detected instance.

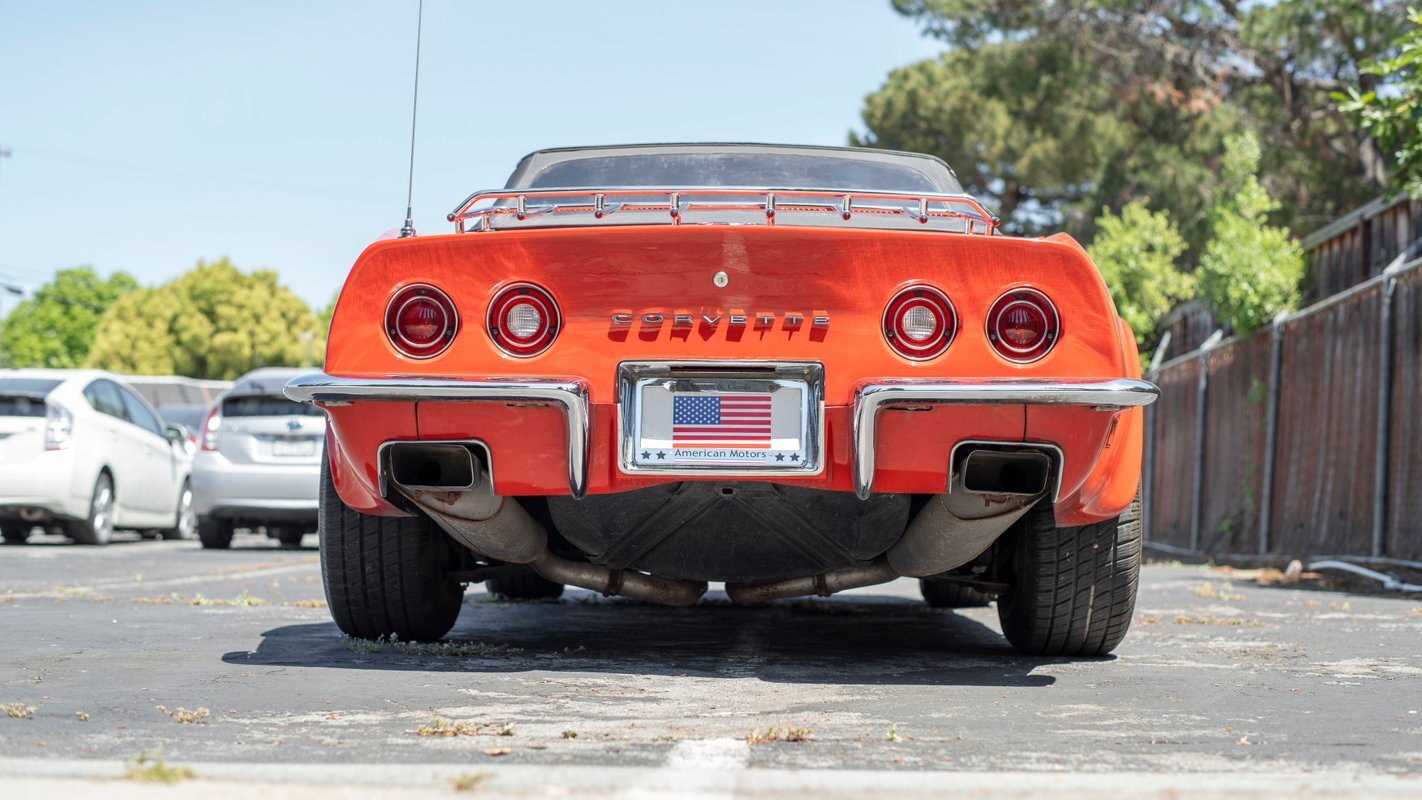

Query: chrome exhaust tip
<box><xmin>387</xmin><ymin>442</ymin><xmax>478</xmax><ymax>491</ymax></box>
<box><xmin>959</xmin><ymin>449</ymin><xmax>1052</xmax><ymax>497</ymax></box>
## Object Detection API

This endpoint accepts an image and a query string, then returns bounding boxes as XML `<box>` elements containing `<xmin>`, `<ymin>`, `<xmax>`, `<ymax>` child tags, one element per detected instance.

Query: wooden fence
<box><xmin>1143</xmin><ymin>257</ymin><xmax>1422</xmax><ymax>561</ymax></box>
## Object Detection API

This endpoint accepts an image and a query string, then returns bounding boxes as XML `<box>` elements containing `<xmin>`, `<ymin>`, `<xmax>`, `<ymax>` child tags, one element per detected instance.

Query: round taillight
<box><xmin>987</xmin><ymin>287</ymin><xmax>1059</xmax><ymax>363</ymax></box>
<box><xmin>385</xmin><ymin>284</ymin><xmax>457</xmax><ymax>359</ymax></box>
<box><xmin>487</xmin><ymin>283</ymin><xmax>560</xmax><ymax>357</ymax></box>
<box><xmin>883</xmin><ymin>285</ymin><xmax>956</xmax><ymax>360</ymax></box>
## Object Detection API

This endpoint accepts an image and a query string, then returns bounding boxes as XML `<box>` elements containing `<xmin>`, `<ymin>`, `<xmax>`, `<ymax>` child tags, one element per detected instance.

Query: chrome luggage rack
<box><xmin>446</xmin><ymin>187</ymin><xmax>998</xmax><ymax>235</ymax></box>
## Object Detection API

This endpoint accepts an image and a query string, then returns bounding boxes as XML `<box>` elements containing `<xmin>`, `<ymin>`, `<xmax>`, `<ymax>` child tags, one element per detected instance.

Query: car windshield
<box><xmin>0</xmin><ymin>379</ymin><xmax>62</xmax><ymax>417</ymax></box>
<box><xmin>522</xmin><ymin>153</ymin><xmax>944</xmax><ymax>193</ymax></box>
<box><xmin>222</xmin><ymin>394</ymin><xmax>324</xmax><ymax>418</ymax></box>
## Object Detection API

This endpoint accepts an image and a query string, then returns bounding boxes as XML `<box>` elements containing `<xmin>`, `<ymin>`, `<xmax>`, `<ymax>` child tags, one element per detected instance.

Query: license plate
<box><xmin>272</xmin><ymin>437</ymin><xmax>317</xmax><ymax>458</ymax></box>
<box><xmin>623</xmin><ymin>367</ymin><xmax>822</xmax><ymax>473</ymax></box>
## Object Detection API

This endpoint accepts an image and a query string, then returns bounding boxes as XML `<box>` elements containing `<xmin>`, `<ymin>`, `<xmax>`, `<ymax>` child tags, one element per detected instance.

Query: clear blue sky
<box><xmin>0</xmin><ymin>1</ymin><xmax>943</xmax><ymax>309</ymax></box>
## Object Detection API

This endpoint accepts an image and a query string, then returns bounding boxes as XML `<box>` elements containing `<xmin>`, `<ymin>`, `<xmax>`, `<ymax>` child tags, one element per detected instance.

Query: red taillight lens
<box><xmin>199</xmin><ymin>405</ymin><xmax>221</xmax><ymax>452</ymax></box>
<box><xmin>385</xmin><ymin>284</ymin><xmax>458</xmax><ymax>359</ymax></box>
<box><xmin>883</xmin><ymin>285</ymin><xmax>956</xmax><ymax>360</ymax></box>
<box><xmin>487</xmin><ymin>283</ymin><xmax>560</xmax><ymax>357</ymax></box>
<box><xmin>987</xmin><ymin>287</ymin><xmax>1059</xmax><ymax>362</ymax></box>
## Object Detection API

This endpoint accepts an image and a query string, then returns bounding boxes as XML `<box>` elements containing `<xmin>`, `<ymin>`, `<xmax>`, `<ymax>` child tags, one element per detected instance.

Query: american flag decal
<box><xmin>672</xmin><ymin>393</ymin><xmax>772</xmax><ymax>449</ymax></box>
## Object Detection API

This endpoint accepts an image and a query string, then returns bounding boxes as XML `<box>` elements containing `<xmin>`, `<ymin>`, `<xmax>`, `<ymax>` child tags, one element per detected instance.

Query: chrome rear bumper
<box><xmin>851</xmin><ymin>378</ymin><xmax>1158</xmax><ymax>499</ymax></box>
<box><xmin>286</xmin><ymin>373</ymin><xmax>1156</xmax><ymax>502</ymax></box>
<box><xmin>284</xmin><ymin>374</ymin><xmax>590</xmax><ymax>498</ymax></box>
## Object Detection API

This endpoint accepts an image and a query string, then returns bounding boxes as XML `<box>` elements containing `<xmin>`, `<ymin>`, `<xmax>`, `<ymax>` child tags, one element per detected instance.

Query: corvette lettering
<box><xmin>611</xmin><ymin>312</ymin><xmax>828</xmax><ymax>328</ymax></box>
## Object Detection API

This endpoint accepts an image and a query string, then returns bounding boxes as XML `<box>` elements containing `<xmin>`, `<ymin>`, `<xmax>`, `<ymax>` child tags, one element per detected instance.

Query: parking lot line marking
<box><xmin>3</xmin><ymin>563</ymin><xmax>315</xmax><ymax>600</ymax></box>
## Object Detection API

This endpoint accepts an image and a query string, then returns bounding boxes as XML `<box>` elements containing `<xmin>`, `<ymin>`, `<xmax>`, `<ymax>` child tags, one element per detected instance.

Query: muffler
<box><xmin>725</xmin><ymin>446</ymin><xmax>1052</xmax><ymax>603</ymax></box>
<box><xmin>386</xmin><ymin>442</ymin><xmax>705</xmax><ymax>606</ymax></box>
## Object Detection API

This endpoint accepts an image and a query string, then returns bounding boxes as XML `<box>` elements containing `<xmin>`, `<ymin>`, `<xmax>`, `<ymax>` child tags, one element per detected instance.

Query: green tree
<box><xmin>1087</xmin><ymin>200</ymin><xmax>1194</xmax><ymax>354</ymax></box>
<box><xmin>1197</xmin><ymin>134</ymin><xmax>1305</xmax><ymax>334</ymax></box>
<box><xmin>857</xmin><ymin>1</ymin><xmax>1407</xmax><ymax>247</ymax></box>
<box><xmin>0</xmin><ymin>267</ymin><xmax>138</xmax><ymax>368</ymax></box>
<box><xmin>1341</xmin><ymin>7</ymin><xmax>1422</xmax><ymax>195</ymax></box>
<box><xmin>85</xmin><ymin>258</ymin><xmax>325</xmax><ymax>380</ymax></box>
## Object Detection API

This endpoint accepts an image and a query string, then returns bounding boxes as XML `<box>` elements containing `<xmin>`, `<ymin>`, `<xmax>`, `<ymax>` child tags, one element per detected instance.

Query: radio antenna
<box><xmin>398</xmin><ymin>0</ymin><xmax>424</xmax><ymax>238</ymax></box>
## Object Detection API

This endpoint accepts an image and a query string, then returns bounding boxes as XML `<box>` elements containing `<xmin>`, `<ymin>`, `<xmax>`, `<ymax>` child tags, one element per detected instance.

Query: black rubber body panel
<box><xmin>547</xmin><ymin>482</ymin><xmax>910</xmax><ymax>583</ymax></box>
<box><xmin>996</xmin><ymin>496</ymin><xmax>1142</xmax><ymax>656</ymax></box>
<box><xmin>318</xmin><ymin>450</ymin><xmax>464</xmax><ymax>642</ymax></box>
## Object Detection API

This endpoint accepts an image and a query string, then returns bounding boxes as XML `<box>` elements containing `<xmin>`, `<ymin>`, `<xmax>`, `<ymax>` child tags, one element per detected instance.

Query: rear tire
<box><xmin>920</xmin><ymin>579</ymin><xmax>991</xmax><ymax>608</ymax></box>
<box><xmin>1</xmin><ymin>525</ymin><xmax>29</xmax><ymax>545</ymax></box>
<box><xmin>996</xmin><ymin>496</ymin><xmax>1142</xmax><ymax>657</ymax></box>
<box><xmin>69</xmin><ymin>473</ymin><xmax>115</xmax><ymax>546</ymax></box>
<box><xmin>320</xmin><ymin>446</ymin><xmax>464</xmax><ymax>642</ymax></box>
<box><xmin>275</xmin><ymin>527</ymin><xmax>306</xmax><ymax>548</ymax></box>
<box><xmin>487</xmin><ymin>572</ymin><xmax>564</xmax><ymax>601</ymax></box>
<box><xmin>197</xmin><ymin>517</ymin><xmax>235</xmax><ymax>549</ymax></box>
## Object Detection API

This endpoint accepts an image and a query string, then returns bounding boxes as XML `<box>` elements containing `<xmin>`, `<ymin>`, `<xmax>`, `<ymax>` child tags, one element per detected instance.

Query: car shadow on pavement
<box><xmin>222</xmin><ymin>593</ymin><xmax>1088</xmax><ymax>687</ymax></box>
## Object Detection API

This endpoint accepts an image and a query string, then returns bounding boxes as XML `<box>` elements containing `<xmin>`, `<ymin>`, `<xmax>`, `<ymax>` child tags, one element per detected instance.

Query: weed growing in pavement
<box><xmin>123</xmin><ymin>749</ymin><xmax>194</xmax><ymax>784</ymax></box>
<box><xmin>451</xmin><ymin>771</ymin><xmax>494</xmax><ymax>791</ymax></box>
<box><xmin>415</xmin><ymin>717</ymin><xmax>479</xmax><ymax>737</ymax></box>
<box><xmin>495</xmin><ymin>722</ymin><xmax>515</xmax><ymax>736</ymax></box>
<box><xmin>343</xmin><ymin>635</ymin><xmax>522</xmax><ymax>658</ymax></box>
<box><xmin>561</xmin><ymin>729</ymin><xmax>578</xmax><ymax>739</ymax></box>
<box><xmin>746</xmin><ymin>726</ymin><xmax>781</xmax><ymax>745</ymax></box>
<box><xmin>74</xmin><ymin>711</ymin><xmax>89</xmax><ymax>721</ymax></box>
<box><xmin>2</xmin><ymin>703</ymin><xmax>35</xmax><ymax>719</ymax></box>
<box><xmin>391</xmin><ymin>640</ymin><xmax>523</xmax><ymax>657</ymax></box>
<box><xmin>345</xmin><ymin>634</ymin><xmax>392</xmax><ymax>654</ymax></box>
<box><xmin>785</xmin><ymin>727</ymin><xmax>813</xmax><ymax>742</ymax></box>
<box><xmin>885</xmin><ymin>724</ymin><xmax>902</xmax><ymax>743</ymax></box>
<box><xmin>281</xmin><ymin>599</ymin><xmax>327</xmax><ymax>608</ymax></box>
<box><xmin>156</xmin><ymin>705</ymin><xmax>210</xmax><ymax>724</ymax></box>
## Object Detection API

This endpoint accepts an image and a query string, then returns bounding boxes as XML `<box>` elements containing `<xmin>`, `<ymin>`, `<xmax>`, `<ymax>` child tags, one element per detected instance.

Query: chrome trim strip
<box><xmin>851</xmin><ymin>378</ymin><xmax>1159</xmax><ymax>499</ymax></box>
<box><xmin>284</xmin><ymin>374</ymin><xmax>590</xmax><ymax>498</ymax></box>
<box><xmin>615</xmin><ymin>360</ymin><xmax>826</xmax><ymax>478</ymax></box>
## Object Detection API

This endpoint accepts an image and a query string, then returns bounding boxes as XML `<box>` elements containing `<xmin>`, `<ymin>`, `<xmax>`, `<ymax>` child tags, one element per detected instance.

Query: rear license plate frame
<box><xmin>618</xmin><ymin>361</ymin><xmax>824</xmax><ymax>476</ymax></box>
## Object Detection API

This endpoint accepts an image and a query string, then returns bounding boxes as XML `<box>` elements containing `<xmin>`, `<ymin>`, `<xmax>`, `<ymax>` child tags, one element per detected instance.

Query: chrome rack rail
<box><xmin>446</xmin><ymin>187</ymin><xmax>999</xmax><ymax>235</ymax></box>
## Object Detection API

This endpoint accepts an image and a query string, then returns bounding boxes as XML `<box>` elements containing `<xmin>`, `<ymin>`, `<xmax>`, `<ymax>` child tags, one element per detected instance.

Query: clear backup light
<box><xmin>883</xmin><ymin>285</ymin><xmax>957</xmax><ymax>360</ymax></box>
<box><xmin>504</xmin><ymin>301</ymin><xmax>544</xmax><ymax>339</ymax></box>
<box><xmin>385</xmin><ymin>284</ymin><xmax>459</xmax><ymax>359</ymax></box>
<box><xmin>44</xmin><ymin>402</ymin><xmax>72</xmax><ymax>451</ymax></box>
<box><xmin>987</xmin><ymin>287</ymin><xmax>1060</xmax><ymax>363</ymax></box>
<box><xmin>199</xmin><ymin>405</ymin><xmax>221</xmax><ymax>452</ymax></box>
<box><xmin>487</xmin><ymin>283</ymin><xmax>560</xmax><ymax>357</ymax></box>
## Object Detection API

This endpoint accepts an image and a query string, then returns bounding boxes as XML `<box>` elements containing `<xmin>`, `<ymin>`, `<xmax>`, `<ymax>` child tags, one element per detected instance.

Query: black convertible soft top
<box><xmin>504</xmin><ymin>143</ymin><xmax>964</xmax><ymax>194</ymax></box>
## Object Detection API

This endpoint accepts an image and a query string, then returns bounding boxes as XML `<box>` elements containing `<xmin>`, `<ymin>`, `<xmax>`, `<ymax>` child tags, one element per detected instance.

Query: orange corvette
<box><xmin>287</xmin><ymin>144</ymin><xmax>1157</xmax><ymax>655</ymax></box>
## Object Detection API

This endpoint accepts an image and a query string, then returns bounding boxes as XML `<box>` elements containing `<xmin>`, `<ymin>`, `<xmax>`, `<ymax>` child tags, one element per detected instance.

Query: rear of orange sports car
<box><xmin>286</xmin><ymin>144</ymin><xmax>1158</xmax><ymax>655</ymax></box>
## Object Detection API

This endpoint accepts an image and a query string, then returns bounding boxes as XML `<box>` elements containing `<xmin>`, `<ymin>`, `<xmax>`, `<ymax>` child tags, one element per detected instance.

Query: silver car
<box><xmin>192</xmin><ymin>368</ymin><xmax>325</xmax><ymax>549</ymax></box>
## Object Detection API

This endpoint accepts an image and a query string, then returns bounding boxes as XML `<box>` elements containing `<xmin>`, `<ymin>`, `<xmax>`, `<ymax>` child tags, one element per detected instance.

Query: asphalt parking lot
<box><xmin>1</xmin><ymin>532</ymin><xmax>1420</xmax><ymax>798</ymax></box>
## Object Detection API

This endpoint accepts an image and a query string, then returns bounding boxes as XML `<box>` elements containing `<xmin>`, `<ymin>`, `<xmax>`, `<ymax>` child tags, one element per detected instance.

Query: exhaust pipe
<box><xmin>387</xmin><ymin>442</ymin><xmax>705</xmax><ymax>606</ymax></box>
<box><xmin>725</xmin><ymin>446</ymin><xmax>1051</xmax><ymax>603</ymax></box>
<box><xmin>960</xmin><ymin>450</ymin><xmax>1050</xmax><ymax>496</ymax></box>
<box><xmin>725</xmin><ymin>560</ymin><xmax>898</xmax><ymax>605</ymax></box>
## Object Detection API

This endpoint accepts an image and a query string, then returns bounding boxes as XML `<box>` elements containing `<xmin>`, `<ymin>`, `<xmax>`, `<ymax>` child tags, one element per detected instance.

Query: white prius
<box><xmin>0</xmin><ymin>369</ymin><xmax>196</xmax><ymax>545</ymax></box>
